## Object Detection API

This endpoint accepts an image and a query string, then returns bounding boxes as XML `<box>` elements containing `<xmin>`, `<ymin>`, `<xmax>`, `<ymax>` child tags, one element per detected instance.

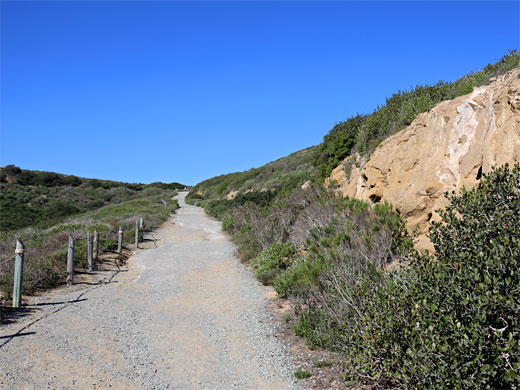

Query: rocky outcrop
<box><xmin>226</xmin><ymin>190</ymin><xmax>239</xmax><ymax>200</ymax></box>
<box><xmin>330</xmin><ymin>68</ymin><xmax>520</xmax><ymax>250</ymax></box>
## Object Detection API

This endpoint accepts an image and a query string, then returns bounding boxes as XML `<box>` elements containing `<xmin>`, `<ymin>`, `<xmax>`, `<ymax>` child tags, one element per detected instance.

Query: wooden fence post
<box><xmin>87</xmin><ymin>232</ymin><xmax>93</xmax><ymax>272</ymax></box>
<box><xmin>93</xmin><ymin>230</ymin><xmax>99</xmax><ymax>261</ymax></box>
<box><xmin>117</xmin><ymin>226</ymin><xmax>123</xmax><ymax>256</ymax></box>
<box><xmin>12</xmin><ymin>240</ymin><xmax>24</xmax><ymax>308</ymax></box>
<box><xmin>135</xmin><ymin>219</ymin><xmax>139</xmax><ymax>249</ymax></box>
<box><xmin>67</xmin><ymin>236</ymin><xmax>74</xmax><ymax>285</ymax></box>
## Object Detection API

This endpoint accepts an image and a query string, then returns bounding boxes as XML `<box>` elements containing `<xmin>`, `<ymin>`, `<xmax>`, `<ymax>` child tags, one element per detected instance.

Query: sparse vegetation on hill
<box><xmin>0</xmin><ymin>165</ymin><xmax>185</xmax><ymax>231</ymax></box>
<box><xmin>0</xmin><ymin>166</ymin><xmax>183</xmax><ymax>298</ymax></box>
<box><xmin>188</xmin><ymin>147</ymin><xmax>316</xmax><ymax>202</ymax></box>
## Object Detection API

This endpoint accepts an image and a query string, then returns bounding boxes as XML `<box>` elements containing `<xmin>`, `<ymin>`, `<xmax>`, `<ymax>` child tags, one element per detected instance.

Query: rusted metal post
<box><xmin>117</xmin><ymin>226</ymin><xmax>123</xmax><ymax>255</ymax></box>
<box><xmin>87</xmin><ymin>232</ymin><xmax>93</xmax><ymax>272</ymax></box>
<box><xmin>12</xmin><ymin>240</ymin><xmax>24</xmax><ymax>308</ymax></box>
<box><xmin>67</xmin><ymin>236</ymin><xmax>75</xmax><ymax>285</ymax></box>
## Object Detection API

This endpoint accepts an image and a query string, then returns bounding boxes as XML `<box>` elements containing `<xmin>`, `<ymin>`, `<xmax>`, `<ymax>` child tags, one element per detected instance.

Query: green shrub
<box><xmin>232</xmin><ymin>225</ymin><xmax>262</xmax><ymax>263</ymax></box>
<box><xmin>274</xmin><ymin>256</ymin><xmax>325</xmax><ymax>298</ymax></box>
<box><xmin>294</xmin><ymin>369</ymin><xmax>311</xmax><ymax>379</ymax></box>
<box><xmin>312</xmin><ymin>359</ymin><xmax>332</xmax><ymax>368</ymax></box>
<box><xmin>340</xmin><ymin>163</ymin><xmax>520</xmax><ymax>389</ymax></box>
<box><xmin>401</xmin><ymin>163</ymin><xmax>520</xmax><ymax>388</ymax></box>
<box><xmin>221</xmin><ymin>216</ymin><xmax>234</xmax><ymax>232</ymax></box>
<box><xmin>250</xmin><ymin>242</ymin><xmax>296</xmax><ymax>285</ymax></box>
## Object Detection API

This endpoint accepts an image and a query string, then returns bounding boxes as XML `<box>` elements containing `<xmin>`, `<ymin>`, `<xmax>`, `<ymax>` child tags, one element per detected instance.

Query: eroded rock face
<box><xmin>331</xmin><ymin>68</ymin><xmax>520</xmax><ymax>250</ymax></box>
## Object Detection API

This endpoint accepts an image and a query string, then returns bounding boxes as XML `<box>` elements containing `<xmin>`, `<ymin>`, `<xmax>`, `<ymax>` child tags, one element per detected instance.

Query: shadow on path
<box><xmin>0</xmin><ymin>331</ymin><xmax>36</xmax><ymax>340</ymax></box>
<box><xmin>32</xmin><ymin>298</ymin><xmax>88</xmax><ymax>306</ymax></box>
<box><xmin>0</xmin><ymin>306</ymin><xmax>38</xmax><ymax>326</ymax></box>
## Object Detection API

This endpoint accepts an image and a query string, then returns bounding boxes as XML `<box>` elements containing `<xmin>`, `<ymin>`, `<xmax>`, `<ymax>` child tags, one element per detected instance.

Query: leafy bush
<box><xmin>274</xmin><ymin>255</ymin><xmax>324</xmax><ymax>298</ymax></box>
<box><xmin>395</xmin><ymin>163</ymin><xmax>520</xmax><ymax>388</ymax></box>
<box><xmin>250</xmin><ymin>242</ymin><xmax>296</xmax><ymax>285</ymax></box>
<box><xmin>232</xmin><ymin>225</ymin><xmax>262</xmax><ymax>263</ymax></box>
<box><xmin>329</xmin><ymin>163</ymin><xmax>520</xmax><ymax>389</ymax></box>
<box><xmin>314</xmin><ymin>115</ymin><xmax>364</xmax><ymax>178</ymax></box>
<box><xmin>294</xmin><ymin>369</ymin><xmax>311</xmax><ymax>379</ymax></box>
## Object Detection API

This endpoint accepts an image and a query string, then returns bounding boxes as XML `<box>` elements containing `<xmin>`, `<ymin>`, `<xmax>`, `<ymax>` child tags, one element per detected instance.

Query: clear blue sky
<box><xmin>1</xmin><ymin>1</ymin><xmax>518</xmax><ymax>185</ymax></box>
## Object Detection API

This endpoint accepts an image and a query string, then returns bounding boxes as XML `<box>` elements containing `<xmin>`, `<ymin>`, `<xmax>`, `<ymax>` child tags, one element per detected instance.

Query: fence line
<box><xmin>5</xmin><ymin>217</ymin><xmax>146</xmax><ymax>308</ymax></box>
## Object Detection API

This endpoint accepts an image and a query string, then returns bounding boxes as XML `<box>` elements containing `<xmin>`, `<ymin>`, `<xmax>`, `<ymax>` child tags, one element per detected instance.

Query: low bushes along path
<box><xmin>0</xmin><ymin>192</ymin><xmax>307</xmax><ymax>390</ymax></box>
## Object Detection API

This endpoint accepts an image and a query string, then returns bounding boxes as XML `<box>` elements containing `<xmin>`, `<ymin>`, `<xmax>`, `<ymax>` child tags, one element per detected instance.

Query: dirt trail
<box><xmin>0</xmin><ymin>192</ymin><xmax>306</xmax><ymax>390</ymax></box>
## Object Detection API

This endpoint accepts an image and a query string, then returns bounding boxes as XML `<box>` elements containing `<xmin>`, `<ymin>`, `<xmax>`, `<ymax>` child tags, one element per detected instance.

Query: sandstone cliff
<box><xmin>330</xmin><ymin>67</ymin><xmax>520</xmax><ymax>250</ymax></box>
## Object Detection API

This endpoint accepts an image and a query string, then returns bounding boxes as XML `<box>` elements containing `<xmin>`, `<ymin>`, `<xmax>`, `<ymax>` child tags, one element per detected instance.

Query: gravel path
<box><xmin>0</xmin><ymin>192</ymin><xmax>307</xmax><ymax>390</ymax></box>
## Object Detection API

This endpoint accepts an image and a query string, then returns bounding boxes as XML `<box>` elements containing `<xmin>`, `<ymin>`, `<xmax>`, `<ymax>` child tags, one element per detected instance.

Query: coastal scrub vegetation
<box><xmin>186</xmin><ymin>51</ymin><xmax>520</xmax><ymax>388</ymax></box>
<box><xmin>0</xmin><ymin>165</ymin><xmax>184</xmax><ymax>231</ymax></box>
<box><xmin>194</xmin><ymin>161</ymin><xmax>520</xmax><ymax>389</ymax></box>
<box><xmin>188</xmin><ymin>147</ymin><xmax>316</xmax><ymax>202</ymax></box>
<box><xmin>294</xmin><ymin>163</ymin><xmax>519</xmax><ymax>389</ymax></box>
<box><xmin>0</xmin><ymin>166</ymin><xmax>182</xmax><ymax>298</ymax></box>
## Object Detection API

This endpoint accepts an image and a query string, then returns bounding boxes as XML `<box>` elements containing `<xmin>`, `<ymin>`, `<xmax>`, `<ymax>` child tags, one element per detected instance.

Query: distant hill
<box><xmin>0</xmin><ymin>165</ymin><xmax>186</xmax><ymax>231</ymax></box>
<box><xmin>189</xmin><ymin>146</ymin><xmax>317</xmax><ymax>201</ymax></box>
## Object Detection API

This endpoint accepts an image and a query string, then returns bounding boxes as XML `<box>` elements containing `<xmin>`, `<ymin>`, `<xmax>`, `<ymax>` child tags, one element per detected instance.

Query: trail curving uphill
<box><xmin>0</xmin><ymin>192</ymin><xmax>306</xmax><ymax>390</ymax></box>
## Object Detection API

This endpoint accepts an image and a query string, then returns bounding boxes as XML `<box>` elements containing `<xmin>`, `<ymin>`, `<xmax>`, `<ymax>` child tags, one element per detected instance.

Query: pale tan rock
<box><xmin>226</xmin><ymin>190</ymin><xmax>239</xmax><ymax>200</ymax></box>
<box><xmin>332</xmin><ymin>67</ymin><xmax>520</xmax><ymax>250</ymax></box>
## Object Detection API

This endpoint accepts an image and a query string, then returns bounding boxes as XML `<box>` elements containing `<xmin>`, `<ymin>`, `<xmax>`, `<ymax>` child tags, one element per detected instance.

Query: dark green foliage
<box><xmin>315</xmin><ymin>50</ymin><xmax>520</xmax><ymax>178</ymax></box>
<box><xmin>294</xmin><ymin>369</ymin><xmax>311</xmax><ymax>379</ymax></box>
<box><xmin>307</xmin><ymin>163</ymin><xmax>520</xmax><ymax>389</ymax></box>
<box><xmin>146</xmin><ymin>182</ymin><xmax>186</xmax><ymax>190</ymax></box>
<box><xmin>250</xmin><ymin>242</ymin><xmax>296</xmax><ymax>285</ymax></box>
<box><xmin>393</xmin><ymin>162</ymin><xmax>520</xmax><ymax>388</ymax></box>
<box><xmin>314</xmin><ymin>115</ymin><xmax>364</xmax><ymax>178</ymax></box>
<box><xmin>274</xmin><ymin>255</ymin><xmax>324</xmax><ymax>298</ymax></box>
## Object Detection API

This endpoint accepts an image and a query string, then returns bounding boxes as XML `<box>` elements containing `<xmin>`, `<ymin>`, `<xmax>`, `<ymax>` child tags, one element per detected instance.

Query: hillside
<box><xmin>189</xmin><ymin>146</ymin><xmax>317</xmax><ymax>202</ymax></box>
<box><xmin>191</xmin><ymin>50</ymin><xmax>519</xmax><ymax>204</ymax></box>
<box><xmin>0</xmin><ymin>166</ymin><xmax>185</xmax><ymax>298</ymax></box>
<box><xmin>329</xmin><ymin>66</ymin><xmax>520</xmax><ymax>250</ymax></box>
<box><xmin>186</xmin><ymin>51</ymin><xmax>520</xmax><ymax>388</ymax></box>
<box><xmin>0</xmin><ymin>165</ymin><xmax>185</xmax><ymax>231</ymax></box>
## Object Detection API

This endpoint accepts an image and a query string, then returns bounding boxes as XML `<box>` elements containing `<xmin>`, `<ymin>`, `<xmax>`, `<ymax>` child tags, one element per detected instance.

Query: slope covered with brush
<box><xmin>0</xmin><ymin>165</ymin><xmax>185</xmax><ymax>231</ymax></box>
<box><xmin>0</xmin><ymin>166</ymin><xmax>184</xmax><ymax>299</ymax></box>
<box><xmin>186</xmin><ymin>51</ymin><xmax>520</xmax><ymax>388</ymax></box>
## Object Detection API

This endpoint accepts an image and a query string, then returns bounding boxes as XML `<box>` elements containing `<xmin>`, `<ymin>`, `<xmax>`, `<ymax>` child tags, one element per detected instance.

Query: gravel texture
<box><xmin>0</xmin><ymin>192</ymin><xmax>308</xmax><ymax>390</ymax></box>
